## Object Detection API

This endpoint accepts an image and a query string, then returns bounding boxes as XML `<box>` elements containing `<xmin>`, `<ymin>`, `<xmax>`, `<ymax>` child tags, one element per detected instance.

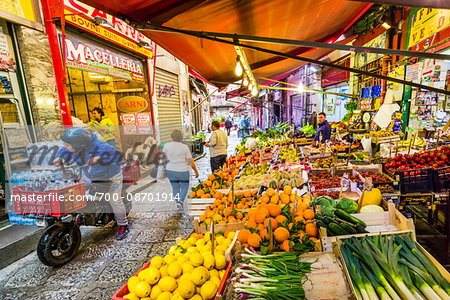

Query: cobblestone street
<box><xmin>0</xmin><ymin>130</ymin><xmax>241</xmax><ymax>300</ymax></box>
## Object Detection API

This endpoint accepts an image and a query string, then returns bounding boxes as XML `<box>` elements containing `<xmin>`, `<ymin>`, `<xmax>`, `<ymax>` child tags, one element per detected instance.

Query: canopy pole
<box><xmin>144</xmin><ymin>24</ymin><xmax>450</xmax><ymax>95</ymax></box>
<box><xmin>143</xmin><ymin>25</ymin><xmax>450</xmax><ymax>61</ymax></box>
<box><xmin>190</xmin><ymin>88</ymin><xmax>218</xmax><ymax>113</ymax></box>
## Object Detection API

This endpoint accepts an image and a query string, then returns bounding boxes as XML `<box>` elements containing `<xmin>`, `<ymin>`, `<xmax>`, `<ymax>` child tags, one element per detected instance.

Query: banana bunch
<box><xmin>398</xmin><ymin>137</ymin><xmax>426</xmax><ymax>147</ymax></box>
<box><xmin>242</xmin><ymin>163</ymin><xmax>269</xmax><ymax>176</ymax></box>
<box><xmin>278</xmin><ymin>148</ymin><xmax>300</xmax><ymax>162</ymax></box>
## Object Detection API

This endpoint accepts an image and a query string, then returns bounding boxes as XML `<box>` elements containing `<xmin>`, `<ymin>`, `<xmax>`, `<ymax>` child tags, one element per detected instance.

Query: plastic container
<box><xmin>399</xmin><ymin>168</ymin><xmax>433</xmax><ymax>194</ymax></box>
<box><xmin>12</xmin><ymin>182</ymin><xmax>86</xmax><ymax>217</ymax></box>
<box><xmin>432</xmin><ymin>166</ymin><xmax>450</xmax><ymax>193</ymax></box>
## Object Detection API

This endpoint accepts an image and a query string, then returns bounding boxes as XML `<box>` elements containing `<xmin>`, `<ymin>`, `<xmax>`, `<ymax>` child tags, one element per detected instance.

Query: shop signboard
<box><xmin>62</xmin><ymin>34</ymin><xmax>145</xmax><ymax>83</ymax></box>
<box><xmin>117</xmin><ymin>96</ymin><xmax>148</xmax><ymax>113</ymax></box>
<box><xmin>0</xmin><ymin>29</ymin><xmax>15</xmax><ymax>71</ymax></box>
<box><xmin>354</xmin><ymin>32</ymin><xmax>386</xmax><ymax>68</ymax></box>
<box><xmin>64</xmin><ymin>0</ymin><xmax>153</xmax><ymax>58</ymax></box>
<box><xmin>0</xmin><ymin>0</ymin><xmax>42</xmax><ymax>30</ymax></box>
<box><xmin>408</xmin><ymin>8</ymin><xmax>450</xmax><ymax>50</ymax></box>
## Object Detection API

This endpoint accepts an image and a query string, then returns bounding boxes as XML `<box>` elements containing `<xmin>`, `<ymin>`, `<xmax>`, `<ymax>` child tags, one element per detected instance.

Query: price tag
<box><xmin>297</xmin><ymin>185</ymin><xmax>308</xmax><ymax>197</ymax></box>
<box><xmin>341</xmin><ymin>174</ymin><xmax>350</xmax><ymax>190</ymax></box>
<box><xmin>364</xmin><ymin>177</ymin><xmax>373</xmax><ymax>192</ymax></box>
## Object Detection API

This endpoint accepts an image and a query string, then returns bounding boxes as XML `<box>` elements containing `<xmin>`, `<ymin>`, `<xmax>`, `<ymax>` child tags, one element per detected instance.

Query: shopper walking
<box><xmin>314</xmin><ymin>112</ymin><xmax>332</xmax><ymax>143</ymax></box>
<box><xmin>163</xmin><ymin>129</ymin><xmax>199</xmax><ymax>209</ymax></box>
<box><xmin>205</xmin><ymin>120</ymin><xmax>228</xmax><ymax>173</ymax></box>
<box><xmin>88</xmin><ymin>107</ymin><xmax>116</xmax><ymax>147</ymax></box>
<box><xmin>53</xmin><ymin>127</ymin><xmax>129</xmax><ymax>240</ymax></box>
<box><xmin>225</xmin><ymin>118</ymin><xmax>232</xmax><ymax>136</ymax></box>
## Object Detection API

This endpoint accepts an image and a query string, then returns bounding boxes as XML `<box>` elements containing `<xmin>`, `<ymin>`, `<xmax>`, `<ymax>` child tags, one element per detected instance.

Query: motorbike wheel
<box><xmin>37</xmin><ymin>222</ymin><xmax>81</xmax><ymax>267</ymax></box>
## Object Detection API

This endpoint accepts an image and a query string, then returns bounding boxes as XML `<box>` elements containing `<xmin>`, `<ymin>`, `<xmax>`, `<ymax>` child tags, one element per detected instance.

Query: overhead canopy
<box><xmin>80</xmin><ymin>0</ymin><xmax>371</xmax><ymax>84</ymax></box>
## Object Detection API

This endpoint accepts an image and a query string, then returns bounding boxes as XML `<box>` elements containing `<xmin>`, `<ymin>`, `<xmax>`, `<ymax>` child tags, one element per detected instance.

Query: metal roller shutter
<box><xmin>155</xmin><ymin>68</ymin><xmax>181</xmax><ymax>142</ymax></box>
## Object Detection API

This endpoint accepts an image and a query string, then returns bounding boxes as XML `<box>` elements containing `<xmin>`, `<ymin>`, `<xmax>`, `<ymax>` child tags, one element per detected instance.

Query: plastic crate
<box><xmin>112</xmin><ymin>260</ymin><xmax>232</xmax><ymax>300</ymax></box>
<box><xmin>432</xmin><ymin>166</ymin><xmax>450</xmax><ymax>192</ymax></box>
<box><xmin>399</xmin><ymin>168</ymin><xmax>433</xmax><ymax>194</ymax></box>
<box><xmin>122</xmin><ymin>160</ymin><xmax>141</xmax><ymax>184</ymax></box>
<box><xmin>12</xmin><ymin>182</ymin><xmax>86</xmax><ymax>217</ymax></box>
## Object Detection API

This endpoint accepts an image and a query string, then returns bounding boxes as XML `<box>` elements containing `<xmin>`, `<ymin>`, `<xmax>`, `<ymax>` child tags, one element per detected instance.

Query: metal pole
<box><xmin>190</xmin><ymin>88</ymin><xmax>218</xmax><ymax>113</ymax></box>
<box><xmin>143</xmin><ymin>25</ymin><xmax>450</xmax><ymax>61</ymax></box>
<box><xmin>144</xmin><ymin>25</ymin><xmax>450</xmax><ymax>96</ymax></box>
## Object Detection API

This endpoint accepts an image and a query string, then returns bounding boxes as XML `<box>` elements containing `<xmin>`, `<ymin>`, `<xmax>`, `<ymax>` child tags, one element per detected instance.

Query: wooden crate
<box><xmin>187</xmin><ymin>197</ymin><xmax>215</xmax><ymax>219</ymax></box>
<box><xmin>193</xmin><ymin>219</ymin><xmax>245</xmax><ymax>235</ymax></box>
<box><xmin>319</xmin><ymin>202</ymin><xmax>415</xmax><ymax>252</ymax></box>
<box><xmin>333</xmin><ymin>232</ymin><xmax>450</xmax><ymax>300</ymax></box>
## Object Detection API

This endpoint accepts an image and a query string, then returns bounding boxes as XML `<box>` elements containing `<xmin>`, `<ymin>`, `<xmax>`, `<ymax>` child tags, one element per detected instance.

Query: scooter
<box><xmin>35</xmin><ymin>164</ymin><xmax>133</xmax><ymax>267</ymax></box>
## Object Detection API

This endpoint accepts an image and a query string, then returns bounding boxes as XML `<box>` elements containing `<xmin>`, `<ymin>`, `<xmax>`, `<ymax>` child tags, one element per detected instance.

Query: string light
<box><xmin>235</xmin><ymin>56</ymin><xmax>243</xmax><ymax>76</ymax></box>
<box><xmin>297</xmin><ymin>81</ymin><xmax>304</xmax><ymax>93</ymax></box>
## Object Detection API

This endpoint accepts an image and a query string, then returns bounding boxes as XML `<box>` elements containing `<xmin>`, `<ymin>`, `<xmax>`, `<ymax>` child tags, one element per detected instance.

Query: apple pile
<box><xmin>385</xmin><ymin>145</ymin><xmax>450</xmax><ymax>174</ymax></box>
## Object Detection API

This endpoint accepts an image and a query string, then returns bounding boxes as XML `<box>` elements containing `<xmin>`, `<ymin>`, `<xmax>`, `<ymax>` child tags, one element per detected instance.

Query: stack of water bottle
<box><xmin>10</xmin><ymin>170</ymin><xmax>76</xmax><ymax>192</ymax></box>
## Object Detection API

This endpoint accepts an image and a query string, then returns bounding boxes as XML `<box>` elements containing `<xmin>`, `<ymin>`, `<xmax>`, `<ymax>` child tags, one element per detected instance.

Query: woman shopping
<box><xmin>163</xmin><ymin>129</ymin><xmax>199</xmax><ymax>209</ymax></box>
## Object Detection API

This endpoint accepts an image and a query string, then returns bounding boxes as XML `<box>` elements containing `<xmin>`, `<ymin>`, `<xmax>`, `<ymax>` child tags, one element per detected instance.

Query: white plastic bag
<box><xmin>245</xmin><ymin>137</ymin><xmax>259</xmax><ymax>151</ymax></box>
<box><xmin>361</xmin><ymin>136</ymin><xmax>373</xmax><ymax>155</ymax></box>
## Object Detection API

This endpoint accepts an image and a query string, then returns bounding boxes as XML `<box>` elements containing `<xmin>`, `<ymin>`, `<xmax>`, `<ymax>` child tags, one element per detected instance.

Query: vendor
<box><xmin>87</xmin><ymin>107</ymin><xmax>116</xmax><ymax>148</ymax></box>
<box><xmin>314</xmin><ymin>112</ymin><xmax>332</xmax><ymax>143</ymax></box>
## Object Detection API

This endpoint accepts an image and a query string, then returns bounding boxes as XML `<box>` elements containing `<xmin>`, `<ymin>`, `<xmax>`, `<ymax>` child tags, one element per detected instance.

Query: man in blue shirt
<box><xmin>314</xmin><ymin>112</ymin><xmax>332</xmax><ymax>143</ymax></box>
<box><xmin>53</xmin><ymin>127</ymin><xmax>129</xmax><ymax>240</ymax></box>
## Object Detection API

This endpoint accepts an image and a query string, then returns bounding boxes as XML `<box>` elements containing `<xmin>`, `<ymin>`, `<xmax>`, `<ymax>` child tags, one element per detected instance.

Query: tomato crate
<box><xmin>12</xmin><ymin>182</ymin><xmax>86</xmax><ymax>217</ymax></box>
<box><xmin>122</xmin><ymin>160</ymin><xmax>141</xmax><ymax>184</ymax></box>
<box><xmin>398</xmin><ymin>168</ymin><xmax>434</xmax><ymax>194</ymax></box>
<box><xmin>432</xmin><ymin>166</ymin><xmax>450</xmax><ymax>192</ymax></box>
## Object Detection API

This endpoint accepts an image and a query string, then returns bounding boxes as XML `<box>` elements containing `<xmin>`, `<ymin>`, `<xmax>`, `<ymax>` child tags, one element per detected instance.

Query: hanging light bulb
<box><xmin>297</xmin><ymin>81</ymin><xmax>304</xmax><ymax>93</ymax></box>
<box><xmin>242</xmin><ymin>77</ymin><xmax>249</xmax><ymax>87</ymax></box>
<box><xmin>248</xmin><ymin>83</ymin><xmax>253</xmax><ymax>91</ymax></box>
<box><xmin>251</xmin><ymin>86</ymin><xmax>258</xmax><ymax>96</ymax></box>
<box><xmin>235</xmin><ymin>56</ymin><xmax>243</xmax><ymax>76</ymax></box>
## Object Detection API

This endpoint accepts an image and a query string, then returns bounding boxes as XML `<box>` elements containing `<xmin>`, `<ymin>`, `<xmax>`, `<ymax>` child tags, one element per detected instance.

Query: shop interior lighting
<box><xmin>251</xmin><ymin>86</ymin><xmax>258</xmax><ymax>96</ymax></box>
<box><xmin>235</xmin><ymin>56</ymin><xmax>243</xmax><ymax>76</ymax></box>
<box><xmin>381</xmin><ymin>22</ymin><xmax>391</xmax><ymax>30</ymax></box>
<box><xmin>92</xmin><ymin>16</ymin><xmax>113</xmax><ymax>28</ymax></box>
<box><xmin>242</xmin><ymin>77</ymin><xmax>249</xmax><ymax>87</ymax></box>
<box><xmin>378</xmin><ymin>15</ymin><xmax>392</xmax><ymax>30</ymax></box>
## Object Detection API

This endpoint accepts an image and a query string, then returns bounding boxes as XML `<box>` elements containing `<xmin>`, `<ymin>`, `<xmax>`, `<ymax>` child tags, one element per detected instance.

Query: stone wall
<box><xmin>15</xmin><ymin>26</ymin><xmax>62</xmax><ymax>140</ymax></box>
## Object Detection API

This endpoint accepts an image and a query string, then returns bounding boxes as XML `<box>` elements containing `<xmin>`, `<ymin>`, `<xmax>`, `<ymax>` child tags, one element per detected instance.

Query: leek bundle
<box><xmin>340</xmin><ymin>233</ymin><xmax>450</xmax><ymax>300</ymax></box>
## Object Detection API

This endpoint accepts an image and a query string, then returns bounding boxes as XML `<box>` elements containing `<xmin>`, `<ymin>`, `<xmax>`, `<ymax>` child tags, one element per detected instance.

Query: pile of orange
<box><xmin>190</xmin><ymin>172</ymin><xmax>232</xmax><ymax>198</ymax></box>
<box><xmin>237</xmin><ymin>186</ymin><xmax>318</xmax><ymax>252</ymax></box>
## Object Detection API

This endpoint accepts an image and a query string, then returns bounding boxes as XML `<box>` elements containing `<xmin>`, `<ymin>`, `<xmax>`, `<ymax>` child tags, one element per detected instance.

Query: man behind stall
<box><xmin>314</xmin><ymin>112</ymin><xmax>332</xmax><ymax>143</ymax></box>
<box><xmin>205</xmin><ymin>120</ymin><xmax>228</xmax><ymax>173</ymax></box>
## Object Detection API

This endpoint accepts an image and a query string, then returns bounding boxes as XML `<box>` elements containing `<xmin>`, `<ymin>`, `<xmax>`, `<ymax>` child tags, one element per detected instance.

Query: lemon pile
<box><xmin>123</xmin><ymin>231</ymin><xmax>235</xmax><ymax>300</ymax></box>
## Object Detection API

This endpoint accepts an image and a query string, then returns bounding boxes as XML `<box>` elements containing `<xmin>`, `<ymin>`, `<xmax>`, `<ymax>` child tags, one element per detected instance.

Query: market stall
<box><xmin>112</xmin><ymin>122</ymin><xmax>449</xmax><ymax>300</ymax></box>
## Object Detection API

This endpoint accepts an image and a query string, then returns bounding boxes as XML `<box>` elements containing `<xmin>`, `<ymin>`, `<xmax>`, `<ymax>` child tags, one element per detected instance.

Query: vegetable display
<box><xmin>336</xmin><ymin>198</ymin><xmax>359</xmax><ymax>214</ymax></box>
<box><xmin>234</xmin><ymin>249</ymin><xmax>313</xmax><ymax>300</ymax></box>
<box><xmin>340</xmin><ymin>234</ymin><xmax>450</xmax><ymax>300</ymax></box>
<box><xmin>316</xmin><ymin>209</ymin><xmax>368</xmax><ymax>236</ymax></box>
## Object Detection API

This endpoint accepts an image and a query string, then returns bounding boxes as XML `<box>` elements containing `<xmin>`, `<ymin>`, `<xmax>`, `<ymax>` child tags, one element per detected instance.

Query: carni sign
<box><xmin>117</xmin><ymin>96</ymin><xmax>148</xmax><ymax>113</ymax></box>
<box><xmin>61</xmin><ymin>34</ymin><xmax>145</xmax><ymax>83</ymax></box>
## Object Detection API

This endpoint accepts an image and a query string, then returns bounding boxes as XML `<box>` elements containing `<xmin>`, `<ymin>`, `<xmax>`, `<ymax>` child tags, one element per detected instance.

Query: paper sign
<box><xmin>364</xmin><ymin>177</ymin><xmax>373</xmax><ymax>192</ymax></box>
<box><xmin>373</xmin><ymin>103</ymin><xmax>400</xmax><ymax>128</ymax></box>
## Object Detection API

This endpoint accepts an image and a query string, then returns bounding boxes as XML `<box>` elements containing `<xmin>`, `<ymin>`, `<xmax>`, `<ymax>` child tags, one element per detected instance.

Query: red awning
<box><xmin>79</xmin><ymin>0</ymin><xmax>371</xmax><ymax>84</ymax></box>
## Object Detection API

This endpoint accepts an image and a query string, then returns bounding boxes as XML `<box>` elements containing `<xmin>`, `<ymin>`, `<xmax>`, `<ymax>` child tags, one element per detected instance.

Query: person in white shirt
<box><xmin>163</xmin><ymin>129</ymin><xmax>199</xmax><ymax>208</ymax></box>
<box><xmin>205</xmin><ymin>121</ymin><xmax>228</xmax><ymax>172</ymax></box>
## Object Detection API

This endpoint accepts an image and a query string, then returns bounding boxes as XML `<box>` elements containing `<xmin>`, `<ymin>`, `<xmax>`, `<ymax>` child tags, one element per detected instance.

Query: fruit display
<box><xmin>198</xmin><ymin>190</ymin><xmax>258</xmax><ymax>227</ymax></box>
<box><xmin>122</xmin><ymin>231</ymin><xmax>234</xmax><ymax>300</ymax></box>
<box><xmin>359</xmin><ymin>171</ymin><xmax>394</xmax><ymax>183</ymax></box>
<box><xmin>238</xmin><ymin>186</ymin><xmax>317</xmax><ymax>254</ymax></box>
<box><xmin>349</xmin><ymin>152</ymin><xmax>370</xmax><ymax>161</ymax></box>
<box><xmin>309</xmin><ymin>171</ymin><xmax>342</xmax><ymax>190</ymax></box>
<box><xmin>191</xmin><ymin>172</ymin><xmax>231</xmax><ymax>198</ymax></box>
<box><xmin>240</xmin><ymin>162</ymin><xmax>269</xmax><ymax>176</ymax></box>
<box><xmin>384</xmin><ymin>145</ymin><xmax>450</xmax><ymax>174</ymax></box>
<box><xmin>331</xmin><ymin>121</ymin><xmax>348</xmax><ymax>131</ymax></box>
<box><xmin>331</xmin><ymin>142</ymin><xmax>359</xmax><ymax>152</ymax></box>
<box><xmin>397</xmin><ymin>136</ymin><xmax>427</xmax><ymax>148</ymax></box>
<box><xmin>312</xmin><ymin>156</ymin><xmax>334</xmax><ymax>168</ymax></box>
<box><xmin>278</xmin><ymin>147</ymin><xmax>301</xmax><ymax>162</ymax></box>
<box><xmin>264</xmin><ymin>169</ymin><xmax>304</xmax><ymax>188</ymax></box>
<box><xmin>233</xmin><ymin>174</ymin><xmax>264</xmax><ymax>190</ymax></box>
<box><xmin>315</xmin><ymin>209</ymin><xmax>368</xmax><ymax>236</ymax></box>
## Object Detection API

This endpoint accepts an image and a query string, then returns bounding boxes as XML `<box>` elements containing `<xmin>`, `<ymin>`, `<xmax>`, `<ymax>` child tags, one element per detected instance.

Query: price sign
<box><xmin>341</xmin><ymin>174</ymin><xmax>350</xmax><ymax>190</ymax></box>
<box><xmin>364</xmin><ymin>177</ymin><xmax>374</xmax><ymax>192</ymax></box>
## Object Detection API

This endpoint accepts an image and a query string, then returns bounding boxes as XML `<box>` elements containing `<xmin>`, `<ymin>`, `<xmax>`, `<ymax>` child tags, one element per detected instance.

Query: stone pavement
<box><xmin>0</xmin><ymin>130</ymin><xmax>241</xmax><ymax>300</ymax></box>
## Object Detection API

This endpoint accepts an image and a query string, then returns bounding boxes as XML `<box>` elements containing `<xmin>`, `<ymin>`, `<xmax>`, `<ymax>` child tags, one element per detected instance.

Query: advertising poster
<box><xmin>136</xmin><ymin>112</ymin><xmax>152</xmax><ymax>134</ymax></box>
<box><xmin>416</xmin><ymin>91</ymin><xmax>438</xmax><ymax>106</ymax></box>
